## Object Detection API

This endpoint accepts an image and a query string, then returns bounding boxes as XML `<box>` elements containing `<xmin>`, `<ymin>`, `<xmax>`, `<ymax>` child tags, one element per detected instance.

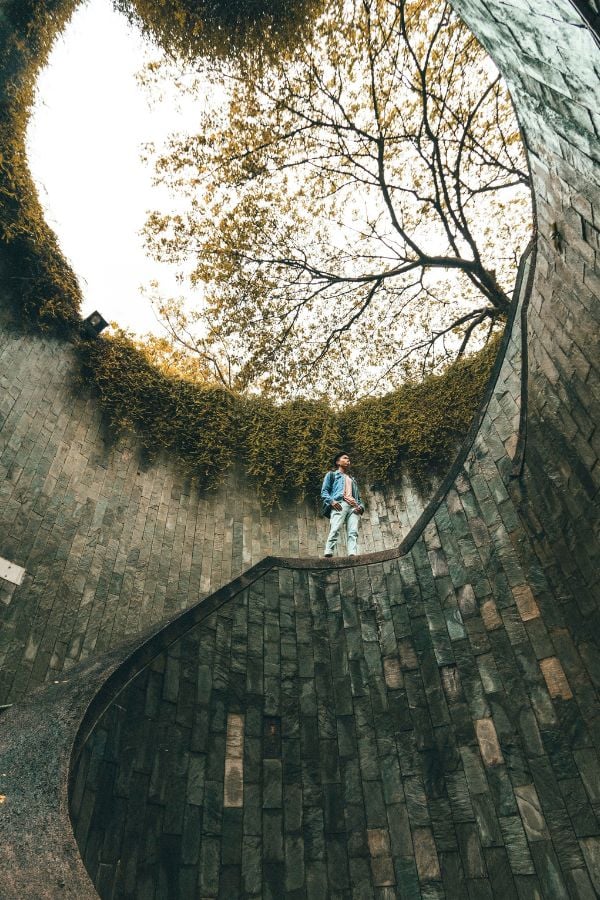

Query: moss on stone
<box><xmin>0</xmin><ymin>0</ymin><xmax>82</xmax><ymax>333</ymax></box>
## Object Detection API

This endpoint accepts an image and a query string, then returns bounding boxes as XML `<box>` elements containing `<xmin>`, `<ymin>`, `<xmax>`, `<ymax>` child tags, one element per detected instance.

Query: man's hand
<box><xmin>353</xmin><ymin>506</ymin><xmax>364</xmax><ymax>515</ymax></box>
<box><xmin>331</xmin><ymin>501</ymin><xmax>343</xmax><ymax>511</ymax></box>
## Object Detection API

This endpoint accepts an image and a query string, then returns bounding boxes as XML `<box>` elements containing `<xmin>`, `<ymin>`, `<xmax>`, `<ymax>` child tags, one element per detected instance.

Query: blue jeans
<box><xmin>324</xmin><ymin>501</ymin><xmax>361</xmax><ymax>556</ymax></box>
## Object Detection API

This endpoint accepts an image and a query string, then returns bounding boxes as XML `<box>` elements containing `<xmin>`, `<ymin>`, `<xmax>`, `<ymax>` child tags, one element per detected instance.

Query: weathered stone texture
<box><xmin>451</xmin><ymin>0</ymin><xmax>600</xmax><ymax>615</ymax></box>
<box><xmin>67</xmin><ymin>289</ymin><xmax>599</xmax><ymax>897</ymax></box>
<box><xmin>0</xmin><ymin>320</ymin><xmax>431</xmax><ymax>704</ymax></box>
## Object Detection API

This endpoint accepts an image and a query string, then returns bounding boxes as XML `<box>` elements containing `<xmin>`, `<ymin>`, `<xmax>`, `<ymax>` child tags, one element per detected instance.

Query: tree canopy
<box><xmin>114</xmin><ymin>0</ymin><xmax>323</xmax><ymax>60</ymax></box>
<box><xmin>143</xmin><ymin>0</ymin><xmax>531</xmax><ymax>401</ymax></box>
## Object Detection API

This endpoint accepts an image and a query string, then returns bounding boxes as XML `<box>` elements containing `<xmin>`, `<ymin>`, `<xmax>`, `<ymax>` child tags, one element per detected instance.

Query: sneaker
<box><xmin>324</xmin><ymin>553</ymin><xmax>333</xmax><ymax>557</ymax></box>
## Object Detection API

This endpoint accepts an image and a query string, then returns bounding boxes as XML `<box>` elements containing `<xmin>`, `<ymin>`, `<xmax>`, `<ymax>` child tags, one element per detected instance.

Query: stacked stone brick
<box><xmin>69</xmin><ymin>280</ymin><xmax>600</xmax><ymax>896</ymax></box>
<box><xmin>0</xmin><ymin>317</ymin><xmax>429</xmax><ymax>704</ymax></box>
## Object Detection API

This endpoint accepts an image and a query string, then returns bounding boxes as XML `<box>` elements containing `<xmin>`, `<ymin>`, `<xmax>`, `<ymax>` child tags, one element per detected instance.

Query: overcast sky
<box><xmin>27</xmin><ymin>0</ymin><xmax>199</xmax><ymax>335</ymax></box>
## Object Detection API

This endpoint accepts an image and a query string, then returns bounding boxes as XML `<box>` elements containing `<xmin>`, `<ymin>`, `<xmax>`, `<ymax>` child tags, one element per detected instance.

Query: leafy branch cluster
<box><xmin>0</xmin><ymin>0</ymin><xmax>318</xmax><ymax>334</ymax></box>
<box><xmin>114</xmin><ymin>0</ymin><xmax>325</xmax><ymax>60</ymax></box>
<box><xmin>80</xmin><ymin>330</ymin><xmax>500</xmax><ymax>505</ymax></box>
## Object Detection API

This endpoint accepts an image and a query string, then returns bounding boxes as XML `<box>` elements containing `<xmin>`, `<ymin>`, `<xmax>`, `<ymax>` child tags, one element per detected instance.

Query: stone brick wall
<box><xmin>0</xmin><ymin>315</ymin><xmax>433</xmax><ymax>705</ymax></box>
<box><xmin>452</xmin><ymin>0</ymin><xmax>600</xmax><ymax>614</ymax></box>
<box><xmin>2</xmin><ymin>0</ymin><xmax>597</xmax><ymax>711</ymax></box>
<box><xmin>69</xmin><ymin>271</ymin><xmax>600</xmax><ymax>897</ymax></box>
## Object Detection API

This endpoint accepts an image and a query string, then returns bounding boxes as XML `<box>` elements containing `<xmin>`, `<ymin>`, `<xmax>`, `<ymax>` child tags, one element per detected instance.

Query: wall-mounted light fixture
<box><xmin>83</xmin><ymin>310</ymin><xmax>109</xmax><ymax>337</ymax></box>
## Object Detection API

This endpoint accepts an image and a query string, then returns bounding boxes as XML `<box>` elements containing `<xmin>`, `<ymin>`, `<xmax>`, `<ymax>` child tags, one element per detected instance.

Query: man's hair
<box><xmin>333</xmin><ymin>451</ymin><xmax>350</xmax><ymax>467</ymax></box>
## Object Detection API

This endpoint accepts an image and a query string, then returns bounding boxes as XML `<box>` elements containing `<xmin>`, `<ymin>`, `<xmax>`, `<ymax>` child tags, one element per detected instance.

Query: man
<box><xmin>321</xmin><ymin>451</ymin><xmax>364</xmax><ymax>557</ymax></box>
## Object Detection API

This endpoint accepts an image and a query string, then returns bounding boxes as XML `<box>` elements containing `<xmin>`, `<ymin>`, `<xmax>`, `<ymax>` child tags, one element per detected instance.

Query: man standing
<box><xmin>321</xmin><ymin>452</ymin><xmax>364</xmax><ymax>557</ymax></box>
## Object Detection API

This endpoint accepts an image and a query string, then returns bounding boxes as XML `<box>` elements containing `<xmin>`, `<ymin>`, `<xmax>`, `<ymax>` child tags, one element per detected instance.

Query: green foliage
<box><xmin>80</xmin><ymin>330</ymin><xmax>500</xmax><ymax>505</ymax></box>
<box><xmin>79</xmin><ymin>334</ymin><xmax>239</xmax><ymax>482</ymax></box>
<box><xmin>341</xmin><ymin>332</ymin><xmax>501</xmax><ymax>485</ymax></box>
<box><xmin>242</xmin><ymin>397</ymin><xmax>343</xmax><ymax>504</ymax></box>
<box><xmin>0</xmin><ymin>0</ymin><xmax>322</xmax><ymax>335</ymax></box>
<box><xmin>114</xmin><ymin>0</ymin><xmax>323</xmax><ymax>61</ymax></box>
<box><xmin>143</xmin><ymin>0</ymin><xmax>530</xmax><ymax>399</ymax></box>
<box><xmin>0</xmin><ymin>0</ymin><xmax>82</xmax><ymax>333</ymax></box>
<box><xmin>2</xmin><ymin>0</ymin><xmax>502</xmax><ymax>508</ymax></box>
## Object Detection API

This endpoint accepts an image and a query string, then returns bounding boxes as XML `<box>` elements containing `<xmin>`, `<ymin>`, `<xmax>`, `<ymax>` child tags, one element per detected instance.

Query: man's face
<box><xmin>337</xmin><ymin>454</ymin><xmax>351</xmax><ymax>468</ymax></box>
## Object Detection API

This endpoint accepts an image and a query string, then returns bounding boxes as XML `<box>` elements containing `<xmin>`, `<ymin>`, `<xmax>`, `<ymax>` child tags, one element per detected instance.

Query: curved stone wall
<box><xmin>0</xmin><ymin>312</ymin><xmax>432</xmax><ymax>705</ymax></box>
<box><xmin>68</xmin><ymin>254</ymin><xmax>600</xmax><ymax>898</ymax></box>
<box><xmin>450</xmin><ymin>0</ymin><xmax>600</xmax><ymax>614</ymax></box>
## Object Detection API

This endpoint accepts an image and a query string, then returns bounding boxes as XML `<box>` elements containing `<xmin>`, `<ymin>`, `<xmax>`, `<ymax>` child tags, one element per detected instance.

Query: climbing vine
<box><xmin>340</xmin><ymin>334</ymin><xmax>501</xmax><ymax>485</ymax></box>
<box><xmin>80</xmin><ymin>331</ymin><xmax>500</xmax><ymax>505</ymax></box>
<box><xmin>0</xmin><ymin>0</ymin><xmax>82</xmax><ymax>333</ymax></box>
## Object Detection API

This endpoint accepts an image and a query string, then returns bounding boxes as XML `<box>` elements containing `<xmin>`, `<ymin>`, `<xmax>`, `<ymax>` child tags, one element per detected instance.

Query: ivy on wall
<box><xmin>1</xmin><ymin>0</ymin><xmax>502</xmax><ymax>505</ymax></box>
<box><xmin>0</xmin><ymin>0</ymin><xmax>82</xmax><ymax>332</ymax></box>
<box><xmin>340</xmin><ymin>334</ymin><xmax>502</xmax><ymax>485</ymax></box>
<box><xmin>81</xmin><ymin>331</ymin><xmax>499</xmax><ymax>505</ymax></box>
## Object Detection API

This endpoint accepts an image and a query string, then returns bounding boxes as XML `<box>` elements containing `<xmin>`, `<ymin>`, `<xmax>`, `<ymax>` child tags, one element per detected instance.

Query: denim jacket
<box><xmin>321</xmin><ymin>470</ymin><xmax>364</xmax><ymax>508</ymax></box>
